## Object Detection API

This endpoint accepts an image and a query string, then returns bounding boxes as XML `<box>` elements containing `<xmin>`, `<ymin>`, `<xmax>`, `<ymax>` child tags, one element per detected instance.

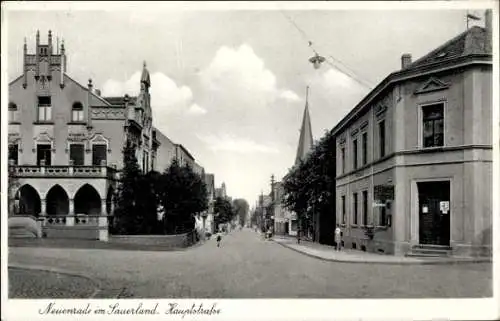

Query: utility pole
<box><xmin>270</xmin><ymin>174</ymin><xmax>276</xmax><ymax>234</ymax></box>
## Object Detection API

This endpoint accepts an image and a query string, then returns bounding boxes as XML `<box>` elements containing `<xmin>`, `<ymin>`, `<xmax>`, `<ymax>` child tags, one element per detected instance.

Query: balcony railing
<box><xmin>9</xmin><ymin>162</ymin><xmax>119</xmax><ymax>180</ymax></box>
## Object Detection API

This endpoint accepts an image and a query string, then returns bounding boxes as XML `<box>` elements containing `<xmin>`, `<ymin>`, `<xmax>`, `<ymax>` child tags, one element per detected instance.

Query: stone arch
<box><xmin>46</xmin><ymin>184</ymin><xmax>69</xmax><ymax>215</ymax></box>
<box><xmin>15</xmin><ymin>184</ymin><xmax>41</xmax><ymax>216</ymax></box>
<box><xmin>74</xmin><ymin>184</ymin><xmax>101</xmax><ymax>215</ymax></box>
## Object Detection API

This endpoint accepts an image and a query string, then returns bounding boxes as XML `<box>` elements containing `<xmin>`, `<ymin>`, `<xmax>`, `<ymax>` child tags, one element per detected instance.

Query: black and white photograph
<box><xmin>1</xmin><ymin>1</ymin><xmax>499</xmax><ymax>320</ymax></box>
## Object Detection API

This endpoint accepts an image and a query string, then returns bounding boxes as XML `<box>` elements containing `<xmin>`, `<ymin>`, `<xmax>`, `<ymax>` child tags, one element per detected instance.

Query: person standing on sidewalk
<box><xmin>334</xmin><ymin>225</ymin><xmax>342</xmax><ymax>251</ymax></box>
<box><xmin>216</xmin><ymin>231</ymin><xmax>222</xmax><ymax>247</ymax></box>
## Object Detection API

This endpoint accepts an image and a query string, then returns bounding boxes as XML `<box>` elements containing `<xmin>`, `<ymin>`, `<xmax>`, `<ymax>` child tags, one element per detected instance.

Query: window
<box><xmin>92</xmin><ymin>144</ymin><xmax>107</xmax><ymax>166</ymax></box>
<box><xmin>37</xmin><ymin>96</ymin><xmax>52</xmax><ymax>121</ymax></box>
<box><xmin>341</xmin><ymin>147</ymin><xmax>346</xmax><ymax>174</ymax></box>
<box><xmin>69</xmin><ymin>144</ymin><xmax>84</xmax><ymax>166</ymax></box>
<box><xmin>362</xmin><ymin>190</ymin><xmax>368</xmax><ymax>226</ymax></box>
<box><xmin>353</xmin><ymin>192</ymin><xmax>358</xmax><ymax>225</ymax></box>
<box><xmin>72</xmin><ymin>102</ymin><xmax>84</xmax><ymax>122</ymax></box>
<box><xmin>9</xmin><ymin>102</ymin><xmax>18</xmax><ymax>122</ymax></box>
<box><xmin>380</xmin><ymin>206</ymin><xmax>387</xmax><ymax>226</ymax></box>
<box><xmin>379</xmin><ymin>120</ymin><xmax>386</xmax><ymax>157</ymax></box>
<box><xmin>37</xmin><ymin>144</ymin><xmax>51</xmax><ymax>166</ymax></box>
<box><xmin>362</xmin><ymin>132</ymin><xmax>368</xmax><ymax>165</ymax></box>
<box><xmin>8</xmin><ymin>144</ymin><xmax>19</xmax><ymax>165</ymax></box>
<box><xmin>341</xmin><ymin>195</ymin><xmax>346</xmax><ymax>224</ymax></box>
<box><xmin>352</xmin><ymin>139</ymin><xmax>358</xmax><ymax>169</ymax></box>
<box><xmin>422</xmin><ymin>103</ymin><xmax>444</xmax><ymax>148</ymax></box>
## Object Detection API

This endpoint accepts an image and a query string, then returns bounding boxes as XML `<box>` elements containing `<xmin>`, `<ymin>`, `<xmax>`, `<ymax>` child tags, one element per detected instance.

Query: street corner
<box><xmin>8</xmin><ymin>265</ymin><xmax>100</xmax><ymax>299</ymax></box>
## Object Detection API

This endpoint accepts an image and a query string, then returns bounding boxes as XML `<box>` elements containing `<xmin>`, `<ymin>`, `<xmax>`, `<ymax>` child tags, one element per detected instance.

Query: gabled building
<box><xmin>334</xmin><ymin>11</ymin><xmax>493</xmax><ymax>257</ymax></box>
<box><xmin>7</xmin><ymin>30</ymin><xmax>207</xmax><ymax>240</ymax></box>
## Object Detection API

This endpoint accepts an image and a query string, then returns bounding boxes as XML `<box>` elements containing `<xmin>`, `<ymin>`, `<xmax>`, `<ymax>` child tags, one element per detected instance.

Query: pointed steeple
<box><xmin>295</xmin><ymin>86</ymin><xmax>314</xmax><ymax>165</ymax></box>
<box><xmin>141</xmin><ymin>60</ymin><xmax>151</xmax><ymax>90</ymax></box>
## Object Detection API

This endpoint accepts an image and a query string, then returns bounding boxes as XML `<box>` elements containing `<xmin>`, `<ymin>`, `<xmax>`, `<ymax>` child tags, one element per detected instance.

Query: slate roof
<box><xmin>407</xmin><ymin>26</ymin><xmax>491</xmax><ymax>70</ymax></box>
<box><xmin>103</xmin><ymin>96</ymin><xmax>137</xmax><ymax>106</ymax></box>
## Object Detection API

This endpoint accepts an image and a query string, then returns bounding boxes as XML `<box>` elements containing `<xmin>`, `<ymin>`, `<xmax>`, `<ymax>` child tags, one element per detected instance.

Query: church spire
<box><xmin>295</xmin><ymin>86</ymin><xmax>314</xmax><ymax>165</ymax></box>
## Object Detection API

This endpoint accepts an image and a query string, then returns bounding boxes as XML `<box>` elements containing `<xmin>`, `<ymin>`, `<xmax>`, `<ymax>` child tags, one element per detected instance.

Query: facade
<box><xmin>215</xmin><ymin>182</ymin><xmax>227</xmax><ymax>199</ymax></box>
<box><xmin>273</xmin><ymin>182</ymin><xmax>292</xmax><ymax>235</ymax></box>
<box><xmin>154</xmin><ymin>129</ymin><xmax>176</xmax><ymax>172</ymax></box>
<box><xmin>204</xmin><ymin>173</ymin><xmax>216</xmax><ymax>234</ymax></box>
<box><xmin>334</xmin><ymin>14</ymin><xmax>493</xmax><ymax>257</ymax></box>
<box><xmin>7</xmin><ymin>30</ymin><xmax>208</xmax><ymax>240</ymax></box>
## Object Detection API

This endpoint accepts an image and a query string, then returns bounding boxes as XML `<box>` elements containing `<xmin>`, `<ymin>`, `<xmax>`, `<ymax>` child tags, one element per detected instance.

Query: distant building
<box><xmin>334</xmin><ymin>12</ymin><xmax>493</xmax><ymax>256</ymax></box>
<box><xmin>204</xmin><ymin>173</ymin><xmax>216</xmax><ymax>233</ymax></box>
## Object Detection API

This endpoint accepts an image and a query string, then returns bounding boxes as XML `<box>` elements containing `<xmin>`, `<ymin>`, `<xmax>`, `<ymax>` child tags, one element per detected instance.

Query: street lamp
<box><xmin>309</xmin><ymin>53</ymin><xmax>326</xmax><ymax>69</ymax></box>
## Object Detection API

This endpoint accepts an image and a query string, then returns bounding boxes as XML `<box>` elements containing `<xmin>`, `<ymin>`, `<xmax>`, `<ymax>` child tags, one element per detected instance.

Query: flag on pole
<box><xmin>467</xmin><ymin>13</ymin><xmax>481</xmax><ymax>21</ymax></box>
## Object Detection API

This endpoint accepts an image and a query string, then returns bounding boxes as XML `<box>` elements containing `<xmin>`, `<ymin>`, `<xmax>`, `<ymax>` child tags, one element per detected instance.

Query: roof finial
<box><xmin>143</xmin><ymin>60</ymin><xmax>147</xmax><ymax>69</ymax></box>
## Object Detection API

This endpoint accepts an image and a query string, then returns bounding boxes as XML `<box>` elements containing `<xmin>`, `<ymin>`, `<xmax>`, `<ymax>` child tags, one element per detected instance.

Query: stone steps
<box><xmin>406</xmin><ymin>245</ymin><xmax>451</xmax><ymax>258</ymax></box>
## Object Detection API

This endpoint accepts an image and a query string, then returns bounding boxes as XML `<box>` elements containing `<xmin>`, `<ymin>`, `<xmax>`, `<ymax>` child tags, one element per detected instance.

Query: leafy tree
<box><xmin>282</xmin><ymin>129</ymin><xmax>336</xmax><ymax>242</ymax></box>
<box><xmin>232</xmin><ymin>198</ymin><xmax>249</xmax><ymax>227</ymax></box>
<box><xmin>213</xmin><ymin>196</ymin><xmax>234</xmax><ymax>227</ymax></box>
<box><xmin>137</xmin><ymin>170</ymin><xmax>163</xmax><ymax>234</ymax></box>
<box><xmin>159</xmin><ymin>159</ymin><xmax>208</xmax><ymax>234</ymax></box>
<box><xmin>113</xmin><ymin>141</ymin><xmax>143</xmax><ymax>234</ymax></box>
<box><xmin>7</xmin><ymin>162</ymin><xmax>20</xmax><ymax>215</ymax></box>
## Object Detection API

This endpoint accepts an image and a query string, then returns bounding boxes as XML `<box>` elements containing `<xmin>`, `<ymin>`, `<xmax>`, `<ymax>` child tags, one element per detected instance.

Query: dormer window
<box><xmin>72</xmin><ymin>102</ymin><xmax>84</xmax><ymax>122</ymax></box>
<box><xmin>9</xmin><ymin>102</ymin><xmax>19</xmax><ymax>123</ymax></box>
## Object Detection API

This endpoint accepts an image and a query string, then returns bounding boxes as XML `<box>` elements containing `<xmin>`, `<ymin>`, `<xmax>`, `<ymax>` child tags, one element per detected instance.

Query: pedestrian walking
<box><xmin>335</xmin><ymin>224</ymin><xmax>342</xmax><ymax>251</ymax></box>
<box><xmin>216</xmin><ymin>231</ymin><xmax>222</xmax><ymax>247</ymax></box>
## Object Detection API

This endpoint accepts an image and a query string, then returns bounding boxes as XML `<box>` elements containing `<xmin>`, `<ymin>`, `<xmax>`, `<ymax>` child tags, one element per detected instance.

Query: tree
<box><xmin>113</xmin><ymin>141</ymin><xmax>143</xmax><ymax>234</ymax></box>
<box><xmin>159</xmin><ymin>159</ymin><xmax>208</xmax><ymax>234</ymax></box>
<box><xmin>282</xmin><ymin>129</ymin><xmax>336</xmax><ymax>242</ymax></box>
<box><xmin>7</xmin><ymin>161</ymin><xmax>20</xmax><ymax>216</ymax></box>
<box><xmin>213</xmin><ymin>196</ymin><xmax>234</xmax><ymax>227</ymax></box>
<box><xmin>232</xmin><ymin>198</ymin><xmax>249</xmax><ymax>227</ymax></box>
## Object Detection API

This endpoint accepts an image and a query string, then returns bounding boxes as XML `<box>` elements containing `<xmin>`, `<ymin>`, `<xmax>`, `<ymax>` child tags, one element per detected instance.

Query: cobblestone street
<box><xmin>8</xmin><ymin>229</ymin><xmax>492</xmax><ymax>298</ymax></box>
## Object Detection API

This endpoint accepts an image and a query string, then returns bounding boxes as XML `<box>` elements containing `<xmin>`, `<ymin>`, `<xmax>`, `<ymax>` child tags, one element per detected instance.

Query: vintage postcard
<box><xmin>1</xmin><ymin>1</ymin><xmax>498</xmax><ymax>320</ymax></box>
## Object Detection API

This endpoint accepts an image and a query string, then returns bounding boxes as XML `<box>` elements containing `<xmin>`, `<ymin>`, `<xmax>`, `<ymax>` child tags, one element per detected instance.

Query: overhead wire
<box><xmin>280</xmin><ymin>10</ymin><xmax>374</xmax><ymax>90</ymax></box>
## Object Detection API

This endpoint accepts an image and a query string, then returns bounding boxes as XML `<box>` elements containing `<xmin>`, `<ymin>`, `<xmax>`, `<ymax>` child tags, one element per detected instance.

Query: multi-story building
<box><xmin>334</xmin><ymin>11</ymin><xmax>493</xmax><ymax>257</ymax></box>
<box><xmin>7</xmin><ymin>30</ymin><xmax>208</xmax><ymax>240</ymax></box>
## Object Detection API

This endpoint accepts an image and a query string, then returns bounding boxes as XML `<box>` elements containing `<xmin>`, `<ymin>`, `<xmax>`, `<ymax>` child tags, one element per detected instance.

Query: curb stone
<box><xmin>272</xmin><ymin>239</ymin><xmax>492</xmax><ymax>265</ymax></box>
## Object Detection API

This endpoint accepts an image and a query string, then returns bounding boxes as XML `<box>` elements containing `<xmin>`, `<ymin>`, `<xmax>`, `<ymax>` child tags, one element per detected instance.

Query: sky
<box><xmin>4</xmin><ymin>2</ymin><xmax>490</xmax><ymax>207</ymax></box>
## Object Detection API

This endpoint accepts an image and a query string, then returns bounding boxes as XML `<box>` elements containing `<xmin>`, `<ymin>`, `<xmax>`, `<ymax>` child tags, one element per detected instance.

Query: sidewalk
<box><xmin>272</xmin><ymin>235</ymin><xmax>491</xmax><ymax>265</ymax></box>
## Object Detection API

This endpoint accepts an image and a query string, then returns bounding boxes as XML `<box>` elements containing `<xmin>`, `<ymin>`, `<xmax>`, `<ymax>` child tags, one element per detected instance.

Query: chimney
<box><xmin>95</xmin><ymin>89</ymin><xmax>101</xmax><ymax>96</ymax></box>
<box><xmin>485</xmin><ymin>9</ymin><xmax>492</xmax><ymax>53</ymax></box>
<box><xmin>401</xmin><ymin>53</ymin><xmax>412</xmax><ymax>69</ymax></box>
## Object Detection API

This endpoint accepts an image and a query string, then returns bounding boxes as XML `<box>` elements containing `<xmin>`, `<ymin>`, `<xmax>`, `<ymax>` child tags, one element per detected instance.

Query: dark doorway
<box><xmin>15</xmin><ymin>185</ymin><xmax>41</xmax><ymax>216</ymax></box>
<box><xmin>46</xmin><ymin>185</ymin><xmax>69</xmax><ymax>215</ymax></box>
<box><xmin>418</xmin><ymin>181</ymin><xmax>450</xmax><ymax>246</ymax></box>
<box><xmin>74</xmin><ymin>184</ymin><xmax>101</xmax><ymax>215</ymax></box>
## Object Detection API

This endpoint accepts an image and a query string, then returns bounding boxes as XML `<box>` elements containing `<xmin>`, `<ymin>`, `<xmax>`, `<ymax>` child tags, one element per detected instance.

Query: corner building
<box><xmin>7</xmin><ymin>31</ymin><xmax>182</xmax><ymax>239</ymax></box>
<box><xmin>334</xmin><ymin>14</ymin><xmax>493</xmax><ymax>257</ymax></box>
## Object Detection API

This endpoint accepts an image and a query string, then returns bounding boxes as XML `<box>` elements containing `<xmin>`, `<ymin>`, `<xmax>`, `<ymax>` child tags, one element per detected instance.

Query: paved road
<box><xmin>8</xmin><ymin>229</ymin><xmax>492</xmax><ymax>298</ymax></box>
<box><xmin>9</xmin><ymin>267</ymin><xmax>97</xmax><ymax>298</ymax></box>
